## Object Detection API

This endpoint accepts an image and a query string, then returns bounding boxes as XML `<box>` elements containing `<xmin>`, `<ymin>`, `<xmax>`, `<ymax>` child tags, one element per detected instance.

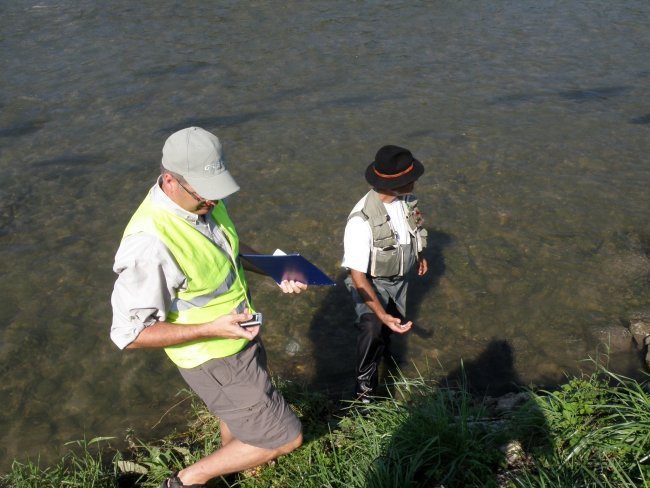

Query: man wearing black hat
<box><xmin>342</xmin><ymin>145</ymin><xmax>428</xmax><ymax>401</ymax></box>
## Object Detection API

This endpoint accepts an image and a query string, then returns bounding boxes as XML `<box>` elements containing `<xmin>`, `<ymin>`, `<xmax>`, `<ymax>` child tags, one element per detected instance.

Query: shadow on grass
<box><xmin>445</xmin><ymin>339</ymin><xmax>522</xmax><ymax>397</ymax></box>
<box><xmin>361</xmin><ymin>340</ymin><xmax>553</xmax><ymax>487</ymax></box>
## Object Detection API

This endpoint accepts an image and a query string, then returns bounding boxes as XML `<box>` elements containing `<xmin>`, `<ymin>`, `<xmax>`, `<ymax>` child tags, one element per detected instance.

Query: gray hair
<box><xmin>160</xmin><ymin>164</ymin><xmax>187</xmax><ymax>184</ymax></box>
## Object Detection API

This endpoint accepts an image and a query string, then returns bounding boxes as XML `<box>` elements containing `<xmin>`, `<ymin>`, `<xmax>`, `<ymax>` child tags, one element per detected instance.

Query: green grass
<box><xmin>509</xmin><ymin>363</ymin><xmax>650</xmax><ymax>488</ymax></box>
<box><xmin>0</xmin><ymin>436</ymin><xmax>119</xmax><ymax>488</ymax></box>
<box><xmin>2</xmin><ymin>361</ymin><xmax>649</xmax><ymax>488</ymax></box>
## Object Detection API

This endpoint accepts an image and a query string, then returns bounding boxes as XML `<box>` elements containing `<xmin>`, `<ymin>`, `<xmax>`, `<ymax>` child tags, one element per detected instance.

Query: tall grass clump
<box><xmin>511</xmin><ymin>362</ymin><xmax>650</xmax><ymax>487</ymax></box>
<box><xmin>237</xmin><ymin>371</ymin><xmax>508</xmax><ymax>488</ymax></box>
<box><xmin>361</xmin><ymin>375</ymin><xmax>505</xmax><ymax>487</ymax></box>
<box><xmin>0</xmin><ymin>437</ymin><xmax>119</xmax><ymax>488</ymax></box>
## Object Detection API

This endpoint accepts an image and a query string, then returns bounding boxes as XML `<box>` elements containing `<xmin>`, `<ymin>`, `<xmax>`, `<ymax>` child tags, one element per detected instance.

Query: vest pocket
<box><xmin>416</xmin><ymin>228</ymin><xmax>428</xmax><ymax>253</ymax></box>
<box><xmin>370</xmin><ymin>245</ymin><xmax>403</xmax><ymax>277</ymax></box>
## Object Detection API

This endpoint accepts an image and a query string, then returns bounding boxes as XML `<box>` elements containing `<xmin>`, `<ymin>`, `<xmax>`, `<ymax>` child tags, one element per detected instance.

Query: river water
<box><xmin>1</xmin><ymin>0</ymin><xmax>649</xmax><ymax>471</ymax></box>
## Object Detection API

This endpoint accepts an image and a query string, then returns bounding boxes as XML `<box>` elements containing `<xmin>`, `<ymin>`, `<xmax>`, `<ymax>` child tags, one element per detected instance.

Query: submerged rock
<box><xmin>591</xmin><ymin>324</ymin><xmax>633</xmax><ymax>352</ymax></box>
<box><xmin>628</xmin><ymin>311</ymin><xmax>650</xmax><ymax>350</ymax></box>
<box><xmin>285</xmin><ymin>338</ymin><xmax>301</xmax><ymax>357</ymax></box>
<box><xmin>484</xmin><ymin>392</ymin><xmax>530</xmax><ymax>415</ymax></box>
<box><xmin>626</xmin><ymin>310</ymin><xmax>650</xmax><ymax>369</ymax></box>
<box><xmin>630</xmin><ymin>322</ymin><xmax>650</xmax><ymax>352</ymax></box>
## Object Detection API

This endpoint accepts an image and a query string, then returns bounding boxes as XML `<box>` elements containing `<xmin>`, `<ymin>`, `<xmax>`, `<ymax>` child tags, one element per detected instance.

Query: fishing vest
<box><xmin>348</xmin><ymin>190</ymin><xmax>428</xmax><ymax>278</ymax></box>
<box><xmin>122</xmin><ymin>195</ymin><xmax>254</xmax><ymax>368</ymax></box>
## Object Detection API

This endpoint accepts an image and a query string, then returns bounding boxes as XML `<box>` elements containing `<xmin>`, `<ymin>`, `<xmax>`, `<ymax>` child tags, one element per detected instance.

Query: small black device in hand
<box><xmin>240</xmin><ymin>312</ymin><xmax>263</xmax><ymax>328</ymax></box>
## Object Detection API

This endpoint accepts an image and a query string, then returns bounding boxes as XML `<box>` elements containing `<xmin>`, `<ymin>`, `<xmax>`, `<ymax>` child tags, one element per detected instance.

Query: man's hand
<box><xmin>380</xmin><ymin>312</ymin><xmax>412</xmax><ymax>334</ymax></box>
<box><xmin>279</xmin><ymin>279</ymin><xmax>308</xmax><ymax>294</ymax></box>
<box><xmin>417</xmin><ymin>258</ymin><xmax>428</xmax><ymax>276</ymax></box>
<box><xmin>127</xmin><ymin>308</ymin><xmax>260</xmax><ymax>349</ymax></box>
<box><xmin>204</xmin><ymin>309</ymin><xmax>260</xmax><ymax>340</ymax></box>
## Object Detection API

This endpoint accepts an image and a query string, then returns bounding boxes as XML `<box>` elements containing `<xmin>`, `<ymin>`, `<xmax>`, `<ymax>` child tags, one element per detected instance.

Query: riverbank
<box><xmin>2</xmin><ymin>360</ymin><xmax>648</xmax><ymax>487</ymax></box>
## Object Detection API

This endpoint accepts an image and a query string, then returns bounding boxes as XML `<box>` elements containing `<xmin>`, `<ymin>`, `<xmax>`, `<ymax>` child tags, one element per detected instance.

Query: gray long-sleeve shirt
<box><xmin>110</xmin><ymin>179</ymin><xmax>234</xmax><ymax>350</ymax></box>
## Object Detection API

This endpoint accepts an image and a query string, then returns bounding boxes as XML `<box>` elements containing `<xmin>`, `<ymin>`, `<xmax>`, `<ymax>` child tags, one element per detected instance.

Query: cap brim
<box><xmin>365</xmin><ymin>158</ymin><xmax>424</xmax><ymax>190</ymax></box>
<box><xmin>186</xmin><ymin>170</ymin><xmax>240</xmax><ymax>200</ymax></box>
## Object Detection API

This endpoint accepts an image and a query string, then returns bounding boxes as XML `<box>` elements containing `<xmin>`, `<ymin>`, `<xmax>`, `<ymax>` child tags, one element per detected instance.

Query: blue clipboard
<box><xmin>240</xmin><ymin>254</ymin><xmax>336</xmax><ymax>286</ymax></box>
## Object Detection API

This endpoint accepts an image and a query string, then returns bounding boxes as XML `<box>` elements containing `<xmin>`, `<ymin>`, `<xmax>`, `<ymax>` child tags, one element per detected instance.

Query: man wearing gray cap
<box><xmin>111</xmin><ymin>127</ymin><xmax>306</xmax><ymax>487</ymax></box>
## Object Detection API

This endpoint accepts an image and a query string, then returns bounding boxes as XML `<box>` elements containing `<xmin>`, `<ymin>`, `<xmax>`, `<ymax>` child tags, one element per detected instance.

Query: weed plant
<box><xmin>510</xmin><ymin>362</ymin><xmax>650</xmax><ymax>487</ymax></box>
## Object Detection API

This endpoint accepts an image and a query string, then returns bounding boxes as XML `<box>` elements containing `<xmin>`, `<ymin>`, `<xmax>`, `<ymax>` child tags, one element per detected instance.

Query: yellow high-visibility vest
<box><xmin>122</xmin><ymin>195</ymin><xmax>254</xmax><ymax>368</ymax></box>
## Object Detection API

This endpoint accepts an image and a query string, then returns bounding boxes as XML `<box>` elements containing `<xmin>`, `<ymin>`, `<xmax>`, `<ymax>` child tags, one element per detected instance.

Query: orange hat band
<box><xmin>373</xmin><ymin>163</ymin><xmax>414</xmax><ymax>179</ymax></box>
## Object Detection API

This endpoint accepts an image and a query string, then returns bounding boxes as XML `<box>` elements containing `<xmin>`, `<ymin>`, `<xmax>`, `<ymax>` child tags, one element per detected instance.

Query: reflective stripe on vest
<box><xmin>169</xmin><ymin>269</ymin><xmax>238</xmax><ymax>313</ymax></box>
<box><xmin>122</xmin><ymin>193</ymin><xmax>255</xmax><ymax>368</ymax></box>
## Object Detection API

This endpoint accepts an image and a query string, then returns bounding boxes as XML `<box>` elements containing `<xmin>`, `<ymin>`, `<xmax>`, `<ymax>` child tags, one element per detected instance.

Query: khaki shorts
<box><xmin>178</xmin><ymin>340</ymin><xmax>301</xmax><ymax>449</ymax></box>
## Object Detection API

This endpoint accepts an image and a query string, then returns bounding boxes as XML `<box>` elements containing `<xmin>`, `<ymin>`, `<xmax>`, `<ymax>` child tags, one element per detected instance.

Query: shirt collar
<box><xmin>150</xmin><ymin>176</ymin><xmax>202</xmax><ymax>224</ymax></box>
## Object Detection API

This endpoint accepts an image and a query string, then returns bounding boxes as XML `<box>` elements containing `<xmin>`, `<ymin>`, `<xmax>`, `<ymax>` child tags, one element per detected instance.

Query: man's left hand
<box><xmin>279</xmin><ymin>279</ymin><xmax>308</xmax><ymax>293</ymax></box>
<box><xmin>418</xmin><ymin>258</ymin><xmax>428</xmax><ymax>276</ymax></box>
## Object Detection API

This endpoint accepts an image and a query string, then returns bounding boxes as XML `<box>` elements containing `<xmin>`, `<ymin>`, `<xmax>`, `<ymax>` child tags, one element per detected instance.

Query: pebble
<box><xmin>285</xmin><ymin>338</ymin><xmax>301</xmax><ymax>356</ymax></box>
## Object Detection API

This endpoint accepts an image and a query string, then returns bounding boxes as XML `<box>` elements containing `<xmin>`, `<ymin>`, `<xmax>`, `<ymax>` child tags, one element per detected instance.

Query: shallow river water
<box><xmin>1</xmin><ymin>0</ymin><xmax>649</xmax><ymax>470</ymax></box>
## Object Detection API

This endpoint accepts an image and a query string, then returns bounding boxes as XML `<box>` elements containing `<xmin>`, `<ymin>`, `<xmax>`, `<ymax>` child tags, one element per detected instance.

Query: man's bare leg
<box><xmin>176</xmin><ymin>432</ymin><xmax>302</xmax><ymax>485</ymax></box>
<box><xmin>219</xmin><ymin>420</ymin><xmax>234</xmax><ymax>447</ymax></box>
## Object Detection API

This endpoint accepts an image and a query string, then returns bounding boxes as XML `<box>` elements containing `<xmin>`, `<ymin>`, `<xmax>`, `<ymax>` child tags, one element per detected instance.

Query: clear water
<box><xmin>1</xmin><ymin>0</ymin><xmax>649</xmax><ymax>470</ymax></box>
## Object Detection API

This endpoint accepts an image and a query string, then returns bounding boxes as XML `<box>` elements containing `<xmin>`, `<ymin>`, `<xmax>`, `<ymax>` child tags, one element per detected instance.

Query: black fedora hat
<box><xmin>365</xmin><ymin>145</ymin><xmax>424</xmax><ymax>190</ymax></box>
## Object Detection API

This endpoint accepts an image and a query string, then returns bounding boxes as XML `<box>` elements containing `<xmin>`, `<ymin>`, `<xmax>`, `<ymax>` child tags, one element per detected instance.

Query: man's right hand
<box><xmin>204</xmin><ymin>309</ymin><xmax>260</xmax><ymax>340</ymax></box>
<box><xmin>379</xmin><ymin>313</ymin><xmax>412</xmax><ymax>334</ymax></box>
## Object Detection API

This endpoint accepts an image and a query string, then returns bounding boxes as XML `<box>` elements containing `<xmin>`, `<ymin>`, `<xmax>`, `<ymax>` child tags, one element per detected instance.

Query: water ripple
<box><xmin>0</xmin><ymin>119</ymin><xmax>48</xmax><ymax>138</ymax></box>
<box><xmin>160</xmin><ymin>112</ymin><xmax>273</xmax><ymax>133</ymax></box>
<box><xmin>631</xmin><ymin>114</ymin><xmax>650</xmax><ymax>125</ymax></box>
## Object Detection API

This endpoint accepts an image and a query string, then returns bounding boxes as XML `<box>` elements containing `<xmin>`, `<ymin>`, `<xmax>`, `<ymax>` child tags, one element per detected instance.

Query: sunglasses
<box><xmin>174</xmin><ymin>178</ymin><xmax>216</xmax><ymax>206</ymax></box>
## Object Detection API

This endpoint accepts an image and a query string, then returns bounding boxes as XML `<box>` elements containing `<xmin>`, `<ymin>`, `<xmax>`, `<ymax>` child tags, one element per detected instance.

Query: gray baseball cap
<box><xmin>161</xmin><ymin>127</ymin><xmax>240</xmax><ymax>200</ymax></box>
